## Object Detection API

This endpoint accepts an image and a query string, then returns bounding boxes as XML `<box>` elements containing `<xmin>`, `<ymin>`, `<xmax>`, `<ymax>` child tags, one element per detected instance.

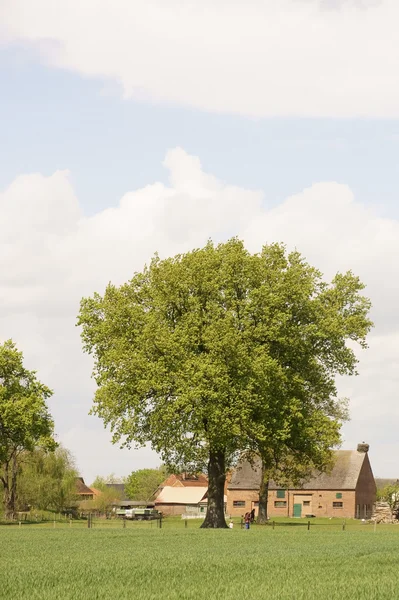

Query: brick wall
<box><xmin>155</xmin><ymin>503</ymin><xmax>186</xmax><ymax>516</ymax></box>
<box><xmin>227</xmin><ymin>488</ymin><xmax>357</xmax><ymax>518</ymax></box>
<box><xmin>227</xmin><ymin>489</ymin><xmax>259</xmax><ymax>517</ymax></box>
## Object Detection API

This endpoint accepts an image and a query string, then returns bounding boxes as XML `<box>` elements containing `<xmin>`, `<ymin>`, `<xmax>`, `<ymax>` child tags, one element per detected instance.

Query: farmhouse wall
<box><xmin>227</xmin><ymin>488</ymin><xmax>357</xmax><ymax>518</ymax></box>
<box><xmin>155</xmin><ymin>503</ymin><xmax>187</xmax><ymax>516</ymax></box>
<box><xmin>227</xmin><ymin>489</ymin><xmax>259</xmax><ymax>517</ymax></box>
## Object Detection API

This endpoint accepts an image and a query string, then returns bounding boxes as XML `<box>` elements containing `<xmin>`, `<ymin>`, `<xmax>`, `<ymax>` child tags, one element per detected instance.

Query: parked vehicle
<box><xmin>124</xmin><ymin>508</ymin><xmax>160</xmax><ymax>520</ymax></box>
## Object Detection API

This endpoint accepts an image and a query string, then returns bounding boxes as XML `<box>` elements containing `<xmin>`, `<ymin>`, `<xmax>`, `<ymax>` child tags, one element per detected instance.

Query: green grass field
<box><xmin>2</xmin><ymin>521</ymin><xmax>399</xmax><ymax>599</ymax></box>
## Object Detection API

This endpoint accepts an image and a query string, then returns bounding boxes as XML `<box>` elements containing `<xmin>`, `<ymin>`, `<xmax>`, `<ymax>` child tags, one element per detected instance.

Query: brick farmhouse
<box><xmin>227</xmin><ymin>443</ymin><xmax>376</xmax><ymax>520</ymax></box>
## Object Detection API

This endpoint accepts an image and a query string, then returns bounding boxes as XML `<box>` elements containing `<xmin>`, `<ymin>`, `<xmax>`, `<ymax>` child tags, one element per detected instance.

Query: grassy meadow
<box><xmin>2</xmin><ymin>520</ymin><xmax>399</xmax><ymax>599</ymax></box>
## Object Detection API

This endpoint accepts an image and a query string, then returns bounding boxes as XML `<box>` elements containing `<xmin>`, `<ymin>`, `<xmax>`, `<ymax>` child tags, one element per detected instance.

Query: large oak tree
<box><xmin>78</xmin><ymin>239</ymin><xmax>372</xmax><ymax>528</ymax></box>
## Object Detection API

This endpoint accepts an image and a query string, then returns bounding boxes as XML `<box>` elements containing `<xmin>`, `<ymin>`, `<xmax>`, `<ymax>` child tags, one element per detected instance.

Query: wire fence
<box><xmin>0</xmin><ymin>514</ymin><xmax>386</xmax><ymax>532</ymax></box>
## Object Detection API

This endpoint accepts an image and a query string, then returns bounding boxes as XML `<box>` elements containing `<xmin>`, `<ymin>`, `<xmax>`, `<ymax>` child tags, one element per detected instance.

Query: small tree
<box><xmin>0</xmin><ymin>341</ymin><xmax>55</xmax><ymax>519</ymax></box>
<box><xmin>91</xmin><ymin>474</ymin><xmax>124</xmax><ymax>488</ymax></box>
<box><xmin>89</xmin><ymin>476</ymin><xmax>124</xmax><ymax>514</ymax></box>
<box><xmin>125</xmin><ymin>466</ymin><xmax>168</xmax><ymax>501</ymax></box>
<box><xmin>378</xmin><ymin>482</ymin><xmax>399</xmax><ymax>517</ymax></box>
<box><xmin>78</xmin><ymin>239</ymin><xmax>371</xmax><ymax>528</ymax></box>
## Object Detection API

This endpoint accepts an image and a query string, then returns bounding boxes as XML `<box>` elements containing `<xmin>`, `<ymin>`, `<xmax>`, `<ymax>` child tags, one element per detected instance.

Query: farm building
<box><xmin>105</xmin><ymin>483</ymin><xmax>129</xmax><ymax>499</ymax></box>
<box><xmin>227</xmin><ymin>443</ymin><xmax>376</xmax><ymax>520</ymax></box>
<box><xmin>153</xmin><ymin>472</ymin><xmax>230</xmax><ymax>516</ymax></box>
<box><xmin>155</xmin><ymin>472</ymin><xmax>209</xmax><ymax>492</ymax></box>
<box><xmin>75</xmin><ymin>477</ymin><xmax>95</xmax><ymax>502</ymax></box>
<box><xmin>154</xmin><ymin>486</ymin><xmax>209</xmax><ymax>516</ymax></box>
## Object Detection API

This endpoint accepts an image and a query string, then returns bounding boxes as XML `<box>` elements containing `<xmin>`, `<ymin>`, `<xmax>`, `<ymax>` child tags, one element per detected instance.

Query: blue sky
<box><xmin>2</xmin><ymin>47</ymin><xmax>399</xmax><ymax>219</ymax></box>
<box><xmin>1</xmin><ymin>0</ymin><xmax>399</xmax><ymax>483</ymax></box>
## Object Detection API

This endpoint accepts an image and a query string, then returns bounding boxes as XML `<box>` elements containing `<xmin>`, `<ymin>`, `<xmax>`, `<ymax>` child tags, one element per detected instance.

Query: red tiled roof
<box><xmin>161</xmin><ymin>473</ymin><xmax>209</xmax><ymax>488</ymax></box>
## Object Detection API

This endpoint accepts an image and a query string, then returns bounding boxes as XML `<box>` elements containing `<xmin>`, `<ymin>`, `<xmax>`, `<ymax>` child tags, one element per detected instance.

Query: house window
<box><xmin>276</xmin><ymin>490</ymin><xmax>286</xmax><ymax>499</ymax></box>
<box><xmin>336</xmin><ymin>493</ymin><xmax>342</xmax><ymax>499</ymax></box>
<box><xmin>303</xmin><ymin>501</ymin><xmax>311</xmax><ymax>506</ymax></box>
<box><xmin>233</xmin><ymin>501</ymin><xmax>246</xmax><ymax>507</ymax></box>
<box><xmin>253</xmin><ymin>501</ymin><xmax>259</xmax><ymax>507</ymax></box>
<box><xmin>333</xmin><ymin>502</ymin><xmax>343</xmax><ymax>508</ymax></box>
<box><xmin>274</xmin><ymin>501</ymin><xmax>287</xmax><ymax>508</ymax></box>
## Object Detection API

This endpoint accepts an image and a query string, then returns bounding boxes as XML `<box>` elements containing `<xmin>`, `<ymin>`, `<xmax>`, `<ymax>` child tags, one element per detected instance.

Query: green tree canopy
<box><xmin>78</xmin><ymin>239</ymin><xmax>372</xmax><ymax>528</ymax></box>
<box><xmin>78</xmin><ymin>476</ymin><xmax>122</xmax><ymax>515</ymax></box>
<box><xmin>377</xmin><ymin>482</ymin><xmax>399</xmax><ymax>515</ymax></box>
<box><xmin>125</xmin><ymin>466</ymin><xmax>168</xmax><ymax>501</ymax></box>
<box><xmin>0</xmin><ymin>340</ymin><xmax>55</xmax><ymax>519</ymax></box>
<box><xmin>90</xmin><ymin>474</ymin><xmax>122</xmax><ymax>491</ymax></box>
<box><xmin>17</xmin><ymin>446</ymin><xmax>78</xmax><ymax>513</ymax></box>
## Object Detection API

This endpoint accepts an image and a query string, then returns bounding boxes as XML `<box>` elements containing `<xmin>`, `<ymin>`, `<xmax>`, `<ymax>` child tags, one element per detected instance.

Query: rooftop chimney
<box><xmin>357</xmin><ymin>442</ymin><xmax>369</xmax><ymax>453</ymax></box>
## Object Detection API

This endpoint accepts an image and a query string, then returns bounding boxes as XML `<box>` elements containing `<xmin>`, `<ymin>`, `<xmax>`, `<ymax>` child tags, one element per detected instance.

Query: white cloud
<box><xmin>1</xmin><ymin>147</ymin><xmax>398</xmax><ymax>480</ymax></box>
<box><xmin>0</xmin><ymin>0</ymin><xmax>398</xmax><ymax>117</ymax></box>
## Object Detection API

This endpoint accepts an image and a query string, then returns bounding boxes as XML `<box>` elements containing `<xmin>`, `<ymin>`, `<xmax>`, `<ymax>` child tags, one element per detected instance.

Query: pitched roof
<box><xmin>105</xmin><ymin>483</ymin><xmax>129</xmax><ymax>500</ymax></box>
<box><xmin>228</xmin><ymin>450</ymin><xmax>369</xmax><ymax>491</ymax></box>
<box><xmin>161</xmin><ymin>473</ymin><xmax>209</xmax><ymax>488</ymax></box>
<box><xmin>155</xmin><ymin>486</ymin><xmax>208</xmax><ymax>505</ymax></box>
<box><xmin>75</xmin><ymin>477</ymin><xmax>94</xmax><ymax>496</ymax></box>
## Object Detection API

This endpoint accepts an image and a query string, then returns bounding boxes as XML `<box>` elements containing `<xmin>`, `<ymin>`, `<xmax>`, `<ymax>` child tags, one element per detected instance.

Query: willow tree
<box><xmin>17</xmin><ymin>446</ymin><xmax>78</xmax><ymax>513</ymax></box>
<box><xmin>0</xmin><ymin>340</ymin><xmax>55</xmax><ymax>519</ymax></box>
<box><xmin>77</xmin><ymin>239</ymin><xmax>372</xmax><ymax>528</ymax></box>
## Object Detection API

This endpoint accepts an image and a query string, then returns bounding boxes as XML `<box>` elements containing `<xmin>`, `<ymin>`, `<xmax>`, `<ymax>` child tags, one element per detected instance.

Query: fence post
<box><xmin>159</xmin><ymin>514</ymin><xmax>162</xmax><ymax>529</ymax></box>
<box><xmin>53</xmin><ymin>520</ymin><xmax>56</xmax><ymax>529</ymax></box>
<box><xmin>123</xmin><ymin>517</ymin><xmax>126</xmax><ymax>529</ymax></box>
<box><xmin>307</xmin><ymin>520</ymin><xmax>310</xmax><ymax>531</ymax></box>
<box><xmin>185</xmin><ymin>518</ymin><xmax>187</xmax><ymax>529</ymax></box>
<box><xmin>272</xmin><ymin>520</ymin><xmax>275</xmax><ymax>530</ymax></box>
<box><xmin>342</xmin><ymin>520</ymin><xmax>346</xmax><ymax>531</ymax></box>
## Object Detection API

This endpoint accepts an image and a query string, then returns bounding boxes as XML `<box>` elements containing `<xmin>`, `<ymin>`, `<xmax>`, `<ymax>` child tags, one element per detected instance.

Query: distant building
<box><xmin>227</xmin><ymin>443</ymin><xmax>376</xmax><ymax>520</ymax></box>
<box><xmin>156</xmin><ymin>473</ymin><xmax>209</xmax><ymax>491</ymax></box>
<box><xmin>105</xmin><ymin>483</ymin><xmax>129</xmax><ymax>499</ymax></box>
<box><xmin>153</xmin><ymin>472</ymin><xmax>210</xmax><ymax>516</ymax></box>
<box><xmin>154</xmin><ymin>486</ymin><xmax>209</xmax><ymax>516</ymax></box>
<box><xmin>75</xmin><ymin>477</ymin><xmax>95</xmax><ymax>502</ymax></box>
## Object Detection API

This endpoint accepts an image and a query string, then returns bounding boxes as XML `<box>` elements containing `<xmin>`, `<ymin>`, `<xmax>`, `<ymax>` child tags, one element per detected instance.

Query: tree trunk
<box><xmin>2</xmin><ymin>453</ymin><xmax>18</xmax><ymax>520</ymax></box>
<box><xmin>201</xmin><ymin>447</ymin><xmax>228</xmax><ymax>528</ymax></box>
<box><xmin>257</xmin><ymin>461</ymin><xmax>269</xmax><ymax>525</ymax></box>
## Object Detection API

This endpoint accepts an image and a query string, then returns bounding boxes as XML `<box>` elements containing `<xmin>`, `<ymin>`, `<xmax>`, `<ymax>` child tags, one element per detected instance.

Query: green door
<box><xmin>293</xmin><ymin>503</ymin><xmax>302</xmax><ymax>518</ymax></box>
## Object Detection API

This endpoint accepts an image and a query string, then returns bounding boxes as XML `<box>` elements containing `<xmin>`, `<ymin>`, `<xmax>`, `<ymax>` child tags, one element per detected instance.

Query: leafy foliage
<box><xmin>0</xmin><ymin>340</ymin><xmax>55</xmax><ymax>518</ymax></box>
<box><xmin>16</xmin><ymin>446</ymin><xmax>78</xmax><ymax>512</ymax></box>
<box><xmin>91</xmin><ymin>474</ymin><xmax>124</xmax><ymax>490</ymax></box>
<box><xmin>77</xmin><ymin>239</ymin><xmax>372</xmax><ymax>527</ymax></box>
<box><xmin>125</xmin><ymin>466</ymin><xmax>168</xmax><ymax>501</ymax></box>
<box><xmin>377</xmin><ymin>482</ymin><xmax>399</xmax><ymax>515</ymax></box>
<box><xmin>84</xmin><ymin>475</ymin><xmax>125</xmax><ymax>514</ymax></box>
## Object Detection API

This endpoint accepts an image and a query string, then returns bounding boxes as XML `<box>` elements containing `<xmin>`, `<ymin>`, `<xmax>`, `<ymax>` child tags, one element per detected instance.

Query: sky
<box><xmin>1</xmin><ymin>0</ymin><xmax>398</xmax><ymax>483</ymax></box>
